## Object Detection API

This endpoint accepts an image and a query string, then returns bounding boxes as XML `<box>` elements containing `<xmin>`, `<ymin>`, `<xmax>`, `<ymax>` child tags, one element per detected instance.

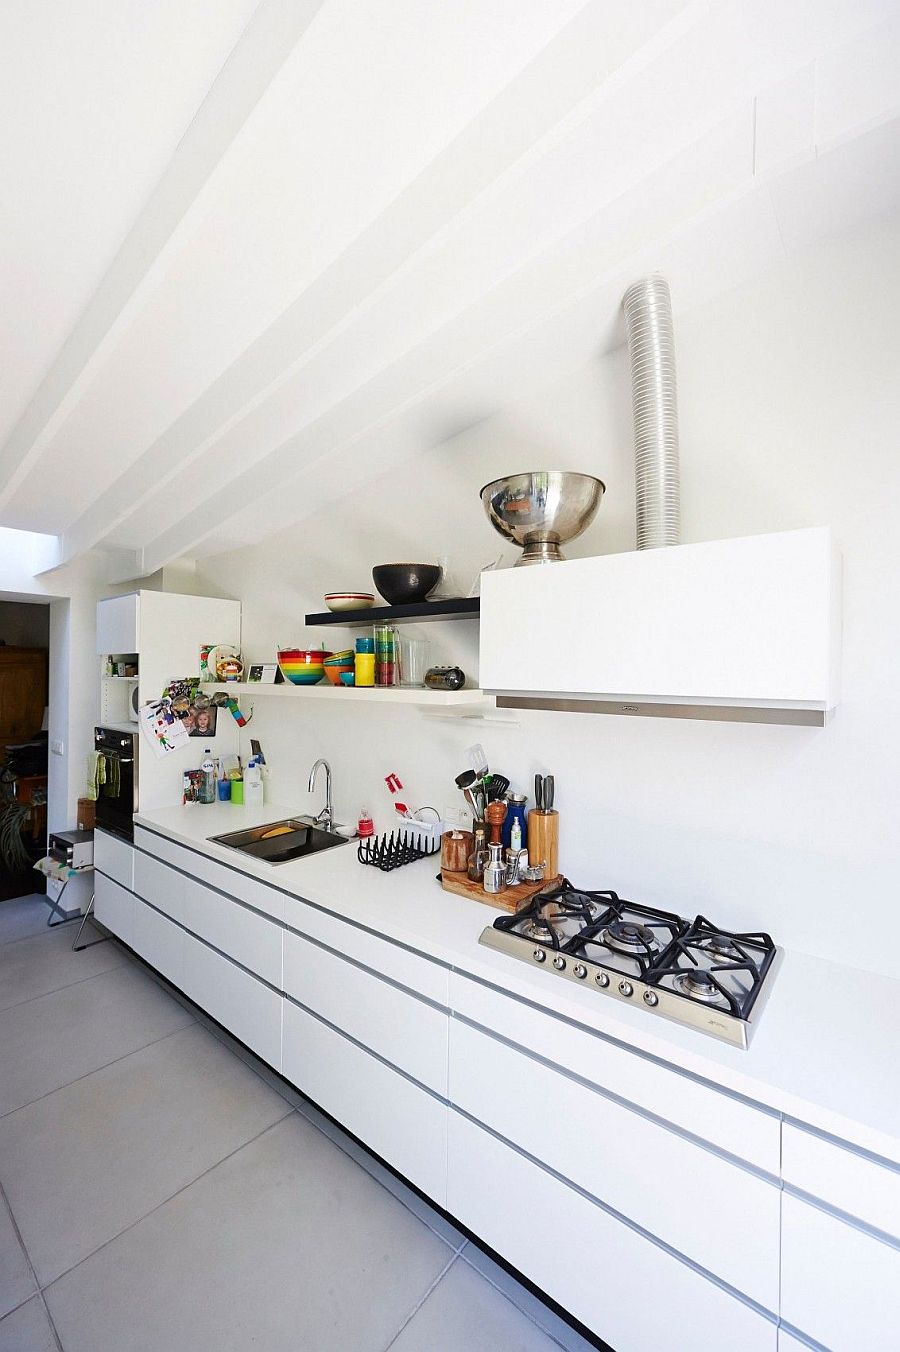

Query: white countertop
<box><xmin>135</xmin><ymin>801</ymin><xmax>900</xmax><ymax>1165</ymax></box>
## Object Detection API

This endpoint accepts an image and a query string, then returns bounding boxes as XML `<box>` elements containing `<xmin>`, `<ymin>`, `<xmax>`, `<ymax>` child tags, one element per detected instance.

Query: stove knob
<box><xmin>618</xmin><ymin>980</ymin><xmax>634</xmax><ymax>998</ymax></box>
<box><xmin>643</xmin><ymin>990</ymin><xmax>659</xmax><ymax>1007</ymax></box>
<box><xmin>573</xmin><ymin>964</ymin><xmax>587</xmax><ymax>979</ymax></box>
<box><xmin>552</xmin><ymin>956</ymin><xmax>566</xmax><ymax>971</ymax></box>
<box><xmin>532</xmin><ymin>948</ymin><xmax>546</xmax><ymax>963</ymax></box>
<box><xmin>595</xmin><ymin>972</ymin><xmax>610</xmax><ymax>988</ymax></box>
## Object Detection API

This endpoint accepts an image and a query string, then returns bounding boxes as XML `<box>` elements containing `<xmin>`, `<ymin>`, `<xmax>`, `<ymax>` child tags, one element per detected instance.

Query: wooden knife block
<box><xmin>527</xmin><ymin>809</ymin><xmax>559</xmax><ymax>879</ymax></box>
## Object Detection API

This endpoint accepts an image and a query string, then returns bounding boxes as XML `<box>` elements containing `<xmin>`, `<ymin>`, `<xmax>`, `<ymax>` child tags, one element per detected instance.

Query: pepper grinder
<box><xmin>485</xmin><ymin>798</ymin><xmax>507</xmax><ymax>846</ymax></box>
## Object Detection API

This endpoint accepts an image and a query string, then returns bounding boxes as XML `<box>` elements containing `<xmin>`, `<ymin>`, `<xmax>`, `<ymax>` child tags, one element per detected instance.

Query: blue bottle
<box><xmin>501</xmin><ymin>793</ymin><xmax>528</xmax><ymax>852</ymax></box>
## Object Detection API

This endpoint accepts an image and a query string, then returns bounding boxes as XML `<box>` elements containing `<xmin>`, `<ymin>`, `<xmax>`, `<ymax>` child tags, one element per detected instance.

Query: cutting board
<box><xmin>441</xmin><ymin>869</ymin><xmax>560</xmax><ymax>914</ymax></box>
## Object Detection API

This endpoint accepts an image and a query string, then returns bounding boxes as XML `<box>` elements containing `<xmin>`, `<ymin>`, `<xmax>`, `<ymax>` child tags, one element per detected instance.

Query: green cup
<box><xmin>230</xmin><ymin>778</ymin><xmax>244</xmax><ymax>805</ymax></box>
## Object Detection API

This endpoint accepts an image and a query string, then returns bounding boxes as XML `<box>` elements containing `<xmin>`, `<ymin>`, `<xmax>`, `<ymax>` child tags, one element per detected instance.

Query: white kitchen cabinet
<box><xmin>781</xmin><ymin>1191</ymin><xmax>900</xmax><ymax>1351</ymax></box>
<box><xmin>134</xmin><ymin>850</ymin><xmax>185</xmax><ymax>925</ymax></box>
<box><xmin>282</xmin><ymin>896</ymin><xmax>448</xmax><ymax>1005</ymax></box>
<box><xmin>134</xmin><ymin>827</ymin><xmax>283</xmax><ymax>923</ymax></box>
<box><xmin>94</xmin><ymin>827</ymin><xmax>134</xmax><ymax>891</ymax></box>
<box><xmin>282</xmin><ymin>929</ymin><xmax>448</xmax><ymax>1095</ymax></box>
<box><xmin>480</xmin><ymin>526</ymin><xmax>840</xmax><ymax>722</ymax></box>
<box><xmin>99</xmin><ymin>591</ymin><xmax>241</xmax><ymax>815</ymax></box>
<box><xmin>782</xmin><ymin>1122</ymin><xmax>900</xmax><ymax>1240</ymax></box>
<box><xmin>181</xmin><ymin>876</ymin><xmax>282</xmax><ymax>989</ymax></box>
<box><xmin>181</xmin><ymin>931</ymin><xmax>281</xmax><ymax>1071</ymax></box>
<box><xmin>449</xmin><ymin>972</ymin><xmax>780</xmax><ymax>1174</ymax></box>
<box><xmin>132</xmin><ymin>899</ymin><xmax>183</xmax><ymax>990</ymax></box>
<box><xmin>450</xmin><ymin>1018</ymin><xmax>779</xmax><ymax>1309</ymax></box>
<box><xmin>777</xmin><ymin>1333</ymin><xmax>814</xmax><ymax>1351</ymax></box>
<box><xmin>282</xmin><ymin>1000</ymin><xmax>447</xmax><ymax>1205</ymax></box>
<box><xmin>93</xmin><ymin>873</ymin><xmax>134</xmax><ymax>947</ymax></box>
<box><xmin>96</xmin><ymin>594</ymin><xmax>139</xmax><ymax>655</ymax></box>
<box><xmin>448</xmin><ymin>1112</ymin><xmax>776</xmax><ymax>1352</ymax></box>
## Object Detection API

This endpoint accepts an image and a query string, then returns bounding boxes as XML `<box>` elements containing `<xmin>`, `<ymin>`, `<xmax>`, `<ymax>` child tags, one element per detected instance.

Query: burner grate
<box><xmin>649</xmin><ymin>916</ymin><xmax>776</xmax><ymax>1019</ymax></box>
<box><xmin>480</xmin><ymin>889</ymin><xmax>778</xmax><ymax>1044</ymax></box>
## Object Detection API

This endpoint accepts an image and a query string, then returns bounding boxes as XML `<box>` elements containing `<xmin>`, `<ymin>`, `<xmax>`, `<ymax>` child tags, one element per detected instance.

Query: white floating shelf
<box><xmin>207</xmin><ymin>682</ymin><xmax>492</xmax><ymax>708</ymax></box>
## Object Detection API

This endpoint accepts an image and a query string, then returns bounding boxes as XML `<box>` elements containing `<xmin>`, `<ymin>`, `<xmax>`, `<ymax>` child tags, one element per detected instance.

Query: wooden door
<box><xmin>0</xmin><ymin>647</ymin><xmax>48</xmax><ymax>742</ymax></box>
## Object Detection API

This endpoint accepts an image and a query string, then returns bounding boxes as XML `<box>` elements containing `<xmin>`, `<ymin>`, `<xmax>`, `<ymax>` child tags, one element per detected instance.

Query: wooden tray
<box><xmin>441</xmin><ymin>869</ymin><xmax>561</xmax><ymax>914</ymax></box>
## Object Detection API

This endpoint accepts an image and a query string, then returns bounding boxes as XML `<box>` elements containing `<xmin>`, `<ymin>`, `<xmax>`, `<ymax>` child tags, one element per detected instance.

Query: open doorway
<box><xmin>0</xmin><ymin>598</ymin><xmax>50</xmax><ymax>900</ymax></box>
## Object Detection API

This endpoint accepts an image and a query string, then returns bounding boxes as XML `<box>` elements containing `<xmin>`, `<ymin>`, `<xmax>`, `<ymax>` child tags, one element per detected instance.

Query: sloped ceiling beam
<box><xmin>117</xmin><ymin>0</ymin><xmax>894</xmax><ymax>572</ymax></box>
<box><xmin>57</xmin><ymin>0</ymin><xmax>705</xmax><ymax>567</ymax></box>
<box><xmin>0</xmin><ymin>0</ymin><xmax>326</xmax><ymax>511</ymax></box>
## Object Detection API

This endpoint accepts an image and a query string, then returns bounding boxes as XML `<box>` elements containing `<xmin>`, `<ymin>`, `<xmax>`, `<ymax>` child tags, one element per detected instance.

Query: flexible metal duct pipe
<box><xmin>622</xmin><ymin>275</ymin><xmax>681</xmax><ymax>549</ymax></box>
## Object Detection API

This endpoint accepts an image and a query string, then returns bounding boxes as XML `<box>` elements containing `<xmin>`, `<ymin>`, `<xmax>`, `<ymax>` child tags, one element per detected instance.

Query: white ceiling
<box><xmin>1</xmin><ymin>0</ymin><xmax>898</xmax><ymax>577</ymax></box>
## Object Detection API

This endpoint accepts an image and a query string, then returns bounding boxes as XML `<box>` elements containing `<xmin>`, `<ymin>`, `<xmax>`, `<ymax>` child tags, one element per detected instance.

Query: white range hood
<box><xmin>479</xmin><ymin>527</ymin><xmax>841</xmax><ymax>725</ymax></box>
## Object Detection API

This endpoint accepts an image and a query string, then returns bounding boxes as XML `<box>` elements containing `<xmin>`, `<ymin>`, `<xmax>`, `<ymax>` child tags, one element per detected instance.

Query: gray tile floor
<box><xmin>0</xmin><ymin>894</ymin><xmax>598</xmax><ymax>1352</ymax></box>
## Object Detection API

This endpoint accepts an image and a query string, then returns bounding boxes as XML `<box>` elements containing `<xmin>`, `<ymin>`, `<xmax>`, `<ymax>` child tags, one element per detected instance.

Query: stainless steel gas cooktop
<box><xmin>478</xmin><ymin>883</ymin><xmax>779</xmax><ymax>1048</ymax></box>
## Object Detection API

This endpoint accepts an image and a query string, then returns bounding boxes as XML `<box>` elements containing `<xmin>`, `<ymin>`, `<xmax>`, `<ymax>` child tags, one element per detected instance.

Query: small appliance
<box><xmin>49</xmin><ymin>829</ymin><xmax>94</xmax><ymax>870</ymax></box>
<box><xmin>94</xmin><ymin>727</ymin><xmax>138</xmax><ymax>841</ymax></box>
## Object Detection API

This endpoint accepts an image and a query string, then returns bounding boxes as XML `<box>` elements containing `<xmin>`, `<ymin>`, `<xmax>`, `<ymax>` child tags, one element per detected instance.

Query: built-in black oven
<box><xmin>94</xmin><ymin>727</ymin><xmax>138</xmax><ymax>841</ymax></box>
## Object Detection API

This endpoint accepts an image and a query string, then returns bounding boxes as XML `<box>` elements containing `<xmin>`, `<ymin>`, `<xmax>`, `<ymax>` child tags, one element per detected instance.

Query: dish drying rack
<box><xmin>357</xmin><ymin>828</ymin><xmax>441</xmax><ymax>872</ymax></box>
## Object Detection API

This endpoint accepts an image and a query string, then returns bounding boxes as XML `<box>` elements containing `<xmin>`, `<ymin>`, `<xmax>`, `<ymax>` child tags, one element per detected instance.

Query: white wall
<box><xmin>43</xmin><ymin>555</ymin><xmax>119</xmax><ymax>835</ymax></box>
<box><xmin>0</xmin><ymin>536</ymin><xmax>121</xmax><ymax>834</ymax></box>
<box><xmin>196</xmin><ymin>215</ymin><xmax>900</xmax><ymax>981</ymax></box>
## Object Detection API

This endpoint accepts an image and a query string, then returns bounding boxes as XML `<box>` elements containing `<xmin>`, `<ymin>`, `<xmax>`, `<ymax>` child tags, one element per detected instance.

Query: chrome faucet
<box><xmin>307</xmin><ymin>758</ymin><xmax>334</xmax><ymax>832</ymax></box>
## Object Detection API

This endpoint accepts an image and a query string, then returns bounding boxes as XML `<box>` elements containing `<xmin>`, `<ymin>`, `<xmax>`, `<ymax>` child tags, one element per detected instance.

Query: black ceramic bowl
<box><xmin>372</xmin><ymin>563</ymin><xmax>442</xmax><ymax>606</ymax></box>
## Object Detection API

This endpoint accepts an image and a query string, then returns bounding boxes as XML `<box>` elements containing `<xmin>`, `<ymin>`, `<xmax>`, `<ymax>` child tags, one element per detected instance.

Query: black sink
<box><xmin>209</xmin><ymin>817</ymin><xmax>348</xmax><ymax>865</ymax></box>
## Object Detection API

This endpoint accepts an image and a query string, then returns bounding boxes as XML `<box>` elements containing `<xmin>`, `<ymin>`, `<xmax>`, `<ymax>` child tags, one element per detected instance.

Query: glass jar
<box><xmin>374</xmin><ymin>624</ymin><xmax>399</xmax><ymax>686</ymax></box>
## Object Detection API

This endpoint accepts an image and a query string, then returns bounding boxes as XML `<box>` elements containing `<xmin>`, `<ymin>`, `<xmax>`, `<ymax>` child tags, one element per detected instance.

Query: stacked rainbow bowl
<box><xmin>277</xmin><ymin>648</ymin><xmax>332</xmax><ymax>685</ymax></box>
<box><xmin>323</xmin><ymin>650</ymin><xmax>355</xmax><ymax>686</ymax></box>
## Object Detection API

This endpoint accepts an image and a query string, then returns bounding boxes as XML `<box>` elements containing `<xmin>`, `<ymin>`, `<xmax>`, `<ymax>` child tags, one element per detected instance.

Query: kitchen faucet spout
<box><xmin>308</xmin><ymin>758</ymin><xmax>334</xmax><ymax>833</ymax></box>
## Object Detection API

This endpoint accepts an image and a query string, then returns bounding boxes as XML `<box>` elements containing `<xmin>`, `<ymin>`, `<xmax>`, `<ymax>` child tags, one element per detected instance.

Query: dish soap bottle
<box><xmin>199</xmin><ymin>749</ymin><xmax>216</xmax><ymax>805</ymax></box>
<box><xmin>245</xmin><ymin>756</ymin><xmax>264</xmax><ymax>808</ymax></box>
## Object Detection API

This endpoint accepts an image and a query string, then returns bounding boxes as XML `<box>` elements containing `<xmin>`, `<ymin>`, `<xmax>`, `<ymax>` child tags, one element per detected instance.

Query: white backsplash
<box><xmin>197</xmin><ymin>218</ymin><xmax>900</xmax><ymax>981</ymax></box>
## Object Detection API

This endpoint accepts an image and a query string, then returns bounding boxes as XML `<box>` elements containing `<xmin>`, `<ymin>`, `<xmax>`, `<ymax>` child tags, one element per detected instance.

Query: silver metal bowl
<box><xmin>480</xmin><ymin>471</ymin><xmax>605</xmax><ymax>565</ymax></box>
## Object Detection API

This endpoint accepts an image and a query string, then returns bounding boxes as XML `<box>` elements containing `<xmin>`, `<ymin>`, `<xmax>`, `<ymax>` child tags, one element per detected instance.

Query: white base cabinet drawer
<box><xmin>135</xmin><ymin>827</ymin><xmax>283</xmax><ymax>922</ymax></box>
<box><xmin>448</xmin><ymin>1112</ymin><xmax>776</xmax><ymax>1352</ymax></box>
<box><xmin>182</xmin><ymin>933</ymin><xmax>281</xmax><ymax>1071</ymax></box>
<box><xmin>781</xmin><ymin>1191</ymin><xmax>900</xmax><ymax>1351</ymax></box>
<box><xmin>182</xmin><ymin>878</ymin><xmax>281</xmax><ymax>989</ymax></box>
<box><xmin>449</xmin><ymin>973</ymin><xmax>779</xmax><ymax>1174</ymax></box>
<box><xmin>283</xmin><ymin>930</ymin><xmax>447</xmax><ymax>1095</ymax></box>
<box><xmin>782</xmin><ymin>1123</ymin><xmax>900</xmax><ymax>1240</ymax></box>
<box><xmin>95</xmin><ymin>829</ymin><xmax>134</xmax><ymax>890</ymax></box>
<box><xmin>450</xmin><ymin>1020</ymin><xmax>779</xmax><ymax>1310</ymax></box>
<box><xmin>282</xmin><ymin>900</ymin><xmax>448</xmax><ymax>1005</ymax></box>
<box><xmin>93</xmin><ymin>874</ymin><xmax>134</xmax><ymax>946</ymax></box>
<box><xmin>282</xmin><ymin>1001</ymin><xmax>447</xmax><ymax>1205</ymax></box>
<box><xmin>132</xmin><ymin>900</ymin><xmax>182</xmax><ymax>989</ymax></box>
<box><xmin>134</xmin><ymin>850</ymin><xmax>184</xmax><ymax>924</ymax></box>
<box><xmin>777</xmin><ymin>1333</ymin><xmax>812</xmax><ymax>1351</ymax></box>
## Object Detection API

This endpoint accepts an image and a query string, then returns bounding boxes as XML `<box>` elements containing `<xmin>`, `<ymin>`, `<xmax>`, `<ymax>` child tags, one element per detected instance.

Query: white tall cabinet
<box><xmin>96</xmin><ymin>590</ymin><xmax>241</xmax><ymax>811</ymax></box>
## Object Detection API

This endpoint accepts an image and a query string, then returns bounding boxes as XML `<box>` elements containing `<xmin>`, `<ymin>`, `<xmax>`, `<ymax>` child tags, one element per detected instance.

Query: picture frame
<box><xmin>247</xmin><ymin>663</ymin><xmax>281</xmax><ymax>684</ymax></box>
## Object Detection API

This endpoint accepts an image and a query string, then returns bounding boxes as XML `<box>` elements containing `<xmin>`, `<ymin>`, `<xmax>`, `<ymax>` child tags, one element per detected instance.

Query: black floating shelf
<box><xmin>305</xmin><ymin>597</ymin><xmax>480</xmax><ymax>626</ymax></box>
